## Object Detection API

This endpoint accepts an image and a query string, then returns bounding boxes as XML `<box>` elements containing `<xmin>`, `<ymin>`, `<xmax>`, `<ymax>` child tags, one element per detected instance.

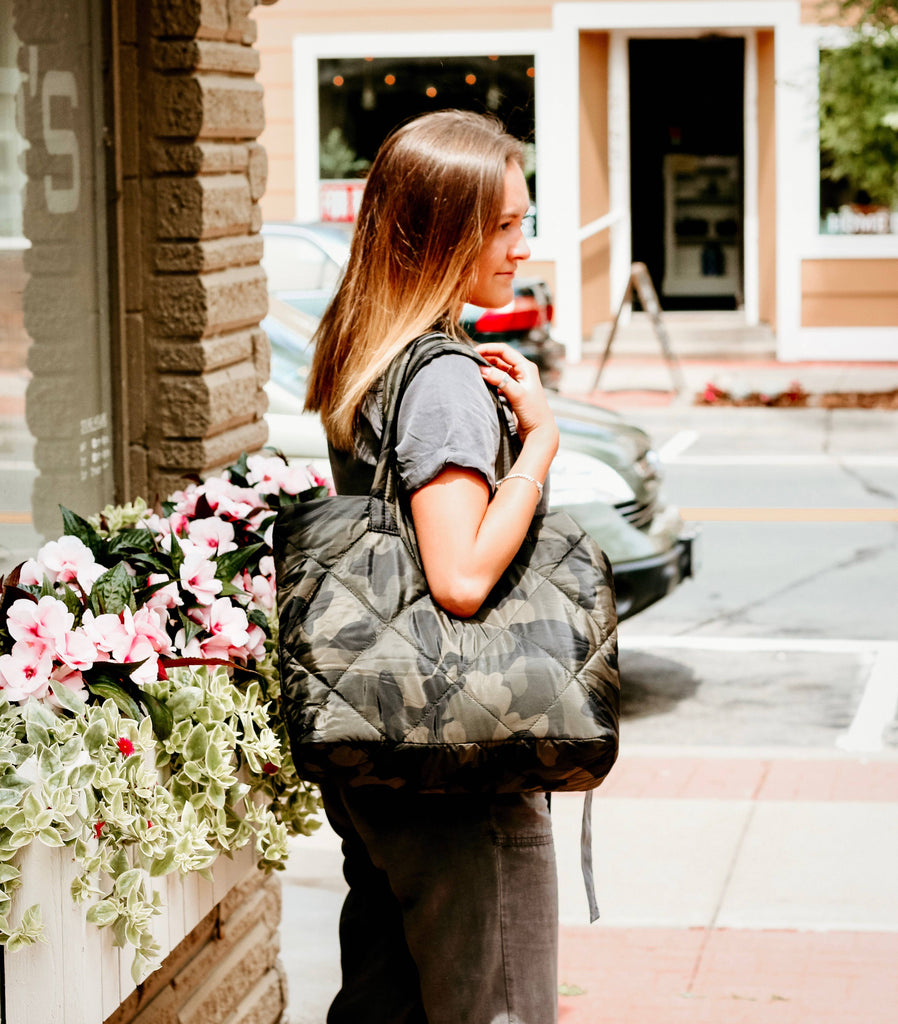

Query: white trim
<box><xmin>292</xmin><ymin>30</ymin><xmax>554</xmax><ymax>248</ymax></box>
<box><xmin>773</xmin><ymin>6</ymin><xmax>809</xmax><ymax>361</ymax></box>
<box><xmin>555</xmin><ymin>1</ymin><xmax>798</xmax><ymax>31</ymax></box>
<box><xmin>607</xmin><ymin>30</ymin><xmax>631</xmax><ymax>326</ymax></box>
<box><xmin>792</xmin><ymin>327</ymin><xmax>898</xmax><ymax>361</ymax></box>
<box><xmin>743</xmin><ymin>30</ymin><xmax>759</xmax><ymax>326</ymax></box>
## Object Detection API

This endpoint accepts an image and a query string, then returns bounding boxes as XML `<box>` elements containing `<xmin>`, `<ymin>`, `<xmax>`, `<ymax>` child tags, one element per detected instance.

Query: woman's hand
<box><xmin>476</xmin><ymin>342</ymin><xmax>559</xmax><ymax>450</ymax></box>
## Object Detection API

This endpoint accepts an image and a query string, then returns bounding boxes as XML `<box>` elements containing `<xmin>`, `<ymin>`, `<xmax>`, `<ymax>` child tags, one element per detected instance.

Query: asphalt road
<box><xmin>617</xmin><ymin>404</ymin><xmax>898</xmax><ymax>753</ymax></box>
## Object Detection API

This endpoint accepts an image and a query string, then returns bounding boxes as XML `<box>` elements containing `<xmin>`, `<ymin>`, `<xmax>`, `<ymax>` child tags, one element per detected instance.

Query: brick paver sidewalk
<box><xmin>555</xmin><ymin>756</ymin><xmax>898</xmax><ymax>1024</ymax></box>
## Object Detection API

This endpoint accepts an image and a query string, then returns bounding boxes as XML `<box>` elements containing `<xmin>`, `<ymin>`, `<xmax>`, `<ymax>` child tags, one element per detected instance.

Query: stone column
<box><xmin>121</xmin><ymin>0</ymin><xmax>271</xmax><ymax>503</ymax></box>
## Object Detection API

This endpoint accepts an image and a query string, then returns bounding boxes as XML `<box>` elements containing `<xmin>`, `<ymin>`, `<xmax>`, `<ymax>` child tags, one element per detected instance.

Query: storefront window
<box><xmin>0</xmin><ymin>0</ymin><xmax>114</xmax><ymax>574</ymax></box>
<box><xmin>818</xmin><ymin>38</ymin><xmax>898</xmax><ymax>235</ymax></box>
<box><xmin>316</xmin><ymin>55</ymin><xmax>537</xmax><ymax>225</ymax></box>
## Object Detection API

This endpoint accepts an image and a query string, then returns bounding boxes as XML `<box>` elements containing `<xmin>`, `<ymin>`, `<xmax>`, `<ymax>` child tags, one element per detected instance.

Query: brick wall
<box><xmin>104</xmin><ymin>872</ymin><xmax>288</xmax><ymax>1024</ymax></box>
<box><xmin>119</xmin><ymin>0</ymin><xmax>271</xmax><ymax>503</ymax></box>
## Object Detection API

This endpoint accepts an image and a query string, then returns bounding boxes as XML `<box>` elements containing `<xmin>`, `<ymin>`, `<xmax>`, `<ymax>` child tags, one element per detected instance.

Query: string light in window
<box><xmin>384</xmin><ymin>74</ymin><xmax>396</xmax><ymax>85</ymax></box>
<box><xmin>527</xmin><ymin>67</ymin><xmax>535</xmax><ymax>78</ymax></box>
<box><xmin>465</xmin><ymin>74</ymin><xmax>477</xmax><ymax>85</ymax></box>
<box><xmin>333</xmin><ymin>75</ymin><xmax>344</xmax><ymax>86</ymax></box>
<box><xmin>426</xmin><ymin>86</ymin><xmax>437</xmax><ymax>98</ymax></box>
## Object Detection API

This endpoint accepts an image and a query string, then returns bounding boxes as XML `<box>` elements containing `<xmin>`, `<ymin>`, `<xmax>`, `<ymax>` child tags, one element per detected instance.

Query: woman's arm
<box><xmin>409</xmin><ymin>344</ymin><xmax>559</xmax><ymax>618</ymax></box>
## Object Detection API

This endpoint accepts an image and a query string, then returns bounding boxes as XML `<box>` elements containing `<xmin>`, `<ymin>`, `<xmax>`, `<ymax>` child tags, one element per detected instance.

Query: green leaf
<box><xmin>168</xmin><ymin>532</ymin><xmax>185</xmax><ymax>575</ymax></box>
<box><xmin>184</xmin><ymin>724</ymin><xmax>208</xmax><ymax>762</ymax></box>
<box><xmin>247</xmin><ymin>608</ymin><xmax>269</xmax><ymax>630</ymax></box>
<box><xmin>50</xmin><ymin>680</ymin><xmax>89</xmax><ymax>716</ymax></box>
<box><xmin>107</xmin><ymin>529</ymin><xmax>156</xmax><ymax>555</ymax></box>
<box><xmin>91</xmin><ymin>562</ymin><xmax>134</xmax><ymax>616</ymax></box>
<box><xmin>60</xmin><ymin>506</ymin><xmax>105</xmax><ymax>558</ymax></box>
<box><xmin>165</xmin><ymin>687</ymin><xmax>203</xmax><ymax>721</ymax></box>
<box><xmin>86</xmin><ymin>900</ymin><xmax>119</xmax><ymax>927</ymax></box>
<box><xmin>228</xmin><ymin>452</ymin><xmax>250</xmax><ymax>485</ymax></box>
<box><xmin>87</xmin><ymin>680</ymin><xmax>142</xmax><ymax>722</ymax></box>
<box><xmin>140</xmin><ymin>690</ymin><xmax>173</xmax><ymax>742</ymax></box>
<box><xmin>177</xmin><ymin>610</ymin><xmax>204</xmax><ymax>647</ymax></box>
<box><xmin>60</xmin><ymin>585</ymin><xmax>84</xmax><ymax>616</ymax></box>
<box><xmin>214</xmin><ymin>543</ymin><xmax>264</xmax><ymax>583</ymax></box>
<box><xmin>149</xmin><ymin>849</ymin><xmax>176</xmax><ymax>877</ymax></box>
<box><xmin>114</xmin><ymin>868</ymin><xmax>143</xmax><ymax>897</ymax></box>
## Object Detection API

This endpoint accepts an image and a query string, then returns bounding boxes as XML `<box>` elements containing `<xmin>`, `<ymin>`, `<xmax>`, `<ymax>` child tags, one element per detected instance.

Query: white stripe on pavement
<box><xmin>618</xmin><ymin>634</ymin><xmax>898</xmax><ymax>754</ymax></box>
<box><xmin>837</xmin><ymin>645</ymin><xmax>898</xmax><ymax>753</ymax></box>
<box><xmin>657</xmin><ymin>429</ymin><xmax>698</xmax><ymax>462</ymax></box>
<box><xmin>662</xmin><ymin>453</ymin><xmax>898</xmax><ymax>467</ymax></box>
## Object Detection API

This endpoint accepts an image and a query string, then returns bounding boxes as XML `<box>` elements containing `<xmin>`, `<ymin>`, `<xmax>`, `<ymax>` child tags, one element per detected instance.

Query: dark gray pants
<box><xmin>320</xmin><ymin>783</ymin><xmax>559</xmax><ymax>1024</ymax></box>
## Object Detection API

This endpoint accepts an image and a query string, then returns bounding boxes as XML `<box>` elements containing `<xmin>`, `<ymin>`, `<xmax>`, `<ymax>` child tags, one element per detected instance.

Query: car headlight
<box><xmin>549</xmin><ymin>449</ymin><xmax>636</xmax><ymax>506</ymax></box>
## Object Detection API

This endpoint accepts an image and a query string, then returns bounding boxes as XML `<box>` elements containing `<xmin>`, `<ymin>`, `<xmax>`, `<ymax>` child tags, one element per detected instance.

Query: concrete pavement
<box><xmin>278</xmin><ymin>746</ymin><xmax>898</xmax><ymax>1023</ymax></box>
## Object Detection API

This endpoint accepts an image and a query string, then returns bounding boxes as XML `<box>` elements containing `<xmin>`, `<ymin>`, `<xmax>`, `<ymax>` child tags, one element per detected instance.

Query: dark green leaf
<box><xmin>247</xmin><ymin>608</ymin><xmax>269</xmax><ymax>630</ymax></box>
<box><xmin>228</xmin><ymin>452</ymin><xmax>250</xmax><ymax>486</ymax></box>
<box><xmin>87</xmin><ymin>679</ymin><xmax>142</xmax><ymax>721</ymax></box>
<box><xmin>177</xmin><ymin>611</ymin><xmax>204</xmax><ymax>647</ymax></box>
<box><xmin>107</xmin><ymin>529</ymin><xmax>156</xmax><ymax>555</ymax></box>
<box><xmin>91</xmin><ymin>562</ymin><xmax>134</xmax><ymax>616</ymax></box>
<box><xmin>168</xmin><ymin>532</ymin><xmax>185</xmax><ymax>575</ymax></box>
<box><xmin>139</xmin><ymin>691</ymin><xmax>173</xmax><ymax>742</ymax></box>
<box><xmin>214</xmin><ymin>543</ymin><xmax>264</xmax><ymax>583</ymax></box>
<box><xmin>60</xmin><ymin>506</ymin><xmax>105</xmax><ymax>558</ymax></box>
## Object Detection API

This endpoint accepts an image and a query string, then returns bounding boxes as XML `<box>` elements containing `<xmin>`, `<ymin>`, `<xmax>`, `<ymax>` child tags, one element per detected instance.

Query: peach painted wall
<box><xmin>757</xmin><ymin>29</ymin><xmax>776</xmax><ymax>330</ymax></box>
<box><xmin>579</xmin><ymin>32</ymin><xmax>611</xmax><ymax>338</ymax></box>
<box><xmin>802</xmin><ymin>261</ymin><xmax>898</xmax><ymax>327</ymax></box>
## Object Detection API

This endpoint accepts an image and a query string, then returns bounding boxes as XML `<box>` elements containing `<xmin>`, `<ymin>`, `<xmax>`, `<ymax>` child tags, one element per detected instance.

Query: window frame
<box><xmin>292</xmin><ymin>30</ymin><xmax>554</xmax><ymax>255</ymax></box>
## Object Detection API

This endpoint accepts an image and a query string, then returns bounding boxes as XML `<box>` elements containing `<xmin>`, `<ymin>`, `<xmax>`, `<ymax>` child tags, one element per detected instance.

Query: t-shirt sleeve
<box><xmin>394</xmin><ymin>353</ymin><xmax>500</xmax><ymax>494</ymax></box>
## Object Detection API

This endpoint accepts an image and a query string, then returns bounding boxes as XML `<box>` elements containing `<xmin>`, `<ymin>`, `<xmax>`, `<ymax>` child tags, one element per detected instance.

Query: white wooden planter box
<box><xmin>5</xmin><ymin>841</ymin><xmax>257</xmax><ymax>1023</ymax></box>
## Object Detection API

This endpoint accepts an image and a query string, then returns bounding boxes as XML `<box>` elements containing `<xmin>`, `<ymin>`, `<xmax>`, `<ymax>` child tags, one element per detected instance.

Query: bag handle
<box><xmin>370</xmin><ymin>333</ymin><xmax>519</xmax><ymax>507</ymax></box>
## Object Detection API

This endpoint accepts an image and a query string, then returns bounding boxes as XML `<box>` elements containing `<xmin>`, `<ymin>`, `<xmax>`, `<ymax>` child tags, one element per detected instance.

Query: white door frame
<box><xmin>554</xmin><ymin>1</ymin><xmax>802</xmax><ymax>360</ymax></box>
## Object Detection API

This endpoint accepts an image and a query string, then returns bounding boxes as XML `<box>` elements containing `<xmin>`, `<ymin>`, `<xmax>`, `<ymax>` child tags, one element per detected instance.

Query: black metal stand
<box><xmin>591</xmin><ymin>262</ymin><xmax>686</xmax><ymax>394</ymax></box>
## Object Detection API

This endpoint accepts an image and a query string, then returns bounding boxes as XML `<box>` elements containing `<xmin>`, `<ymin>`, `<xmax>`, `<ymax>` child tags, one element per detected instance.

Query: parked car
<box><xmin>261</xmin><ymin>298</ymin><xmax>695</xmax><ymax>621</ymax></box>
<box><xmin>261</xmin><ymin>221</ymin><xmax>565</xmax><ymax>388</ymax></box>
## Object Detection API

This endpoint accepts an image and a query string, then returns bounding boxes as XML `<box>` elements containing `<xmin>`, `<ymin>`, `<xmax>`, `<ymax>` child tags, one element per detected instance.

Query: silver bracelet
<box><xmin>496</xmin><ymin>473</ymin><xmax>544</xmax><ymax>499</ymax></box>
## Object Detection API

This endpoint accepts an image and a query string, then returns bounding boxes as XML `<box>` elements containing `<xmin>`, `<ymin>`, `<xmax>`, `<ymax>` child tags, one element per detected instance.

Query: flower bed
<box><xmin>0</xmin><ymin>453</ymin><xmax>326</xmax><ymax>983</ymax></box>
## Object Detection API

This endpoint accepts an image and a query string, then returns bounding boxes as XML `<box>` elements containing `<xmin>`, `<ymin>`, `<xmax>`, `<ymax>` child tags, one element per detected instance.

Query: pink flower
<box><xmin>0</xmin><ymin>641</ymin><xmax>54</xmax><ymax>702</ymax></box>
<box><xmin>186</xmin><ymin>517</ymin><xmax>237</xmax><ymax>555</ymax></box>
<box><xmin>117</xmin><ymin>736</ymin><xmax>135</xmax><ymax>757</ymax></box>
<box><xmin>31</xmin><ymin>536</ymin><xmax>105</xmax><ymax>591</ymax></box>
<box><xmin>130</xmin><ymin>606</ymin><xmax>172</xmax><ymax>656</ymax></box>
<box><xmin>248</xmin><ymin>572</ymin><xmax>276</xmax><ymax>613</ymax></box>
<box><xmin>247</xmin><ymin>454</ymin><xmax>317</xmax><ymax>496</ymax></box>
<box><xmin>145</xmin><ymin>572</ymin><xmax>182</xmax><ymax>612</ymax></box>
<box><xmin>80</xmin><ymin>608</ymin><xmax>159</xmax><ymax>686</ymax></box>
<box><xmin>197</xmin><ymin>478</ymin><xmax>259</xmax><ymax>521</ymax></box>
<box><xmin>57</xmin><ymin>629</ymin><xmax>97</xmax><ymax>672</ymax></box>
<box><xmin>7</xmin><ymin>596</ymin><xmax>73</xmax><ymax>650</ymax></box>
<box><xmin>199</xmin><ymin>597</ymin><xmax>250</xmax><ymax>659</ymax></box>
<box><xmin>93</xmin><ymin>821</ymin><xmax>105</xmax><ymax>839</ymax></box>
<box><xmin>179</xmin><ymin>550</ymin><xmax>222</xmax><ymax>606</ymax></box>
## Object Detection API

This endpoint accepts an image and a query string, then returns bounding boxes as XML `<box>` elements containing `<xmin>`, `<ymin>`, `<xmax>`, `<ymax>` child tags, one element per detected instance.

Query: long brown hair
<box><xmin>304</xmin><ymin>110</ymin><xmax>524</xmax><ymax>450</ymax></box>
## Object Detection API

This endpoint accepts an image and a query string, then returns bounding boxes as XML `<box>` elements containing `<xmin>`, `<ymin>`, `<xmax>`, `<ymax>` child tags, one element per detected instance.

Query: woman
<box><xmin>305</xmin><ymin>109</ymin><xmax>561</xmax><ymax>1024</ymax></box>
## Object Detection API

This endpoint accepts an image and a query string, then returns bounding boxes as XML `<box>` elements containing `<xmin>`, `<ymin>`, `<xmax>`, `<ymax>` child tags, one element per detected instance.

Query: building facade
<box><xmin>254</xmin><ymin>0</ymin><xmax>898</xmax><ymax>363</ymax></box>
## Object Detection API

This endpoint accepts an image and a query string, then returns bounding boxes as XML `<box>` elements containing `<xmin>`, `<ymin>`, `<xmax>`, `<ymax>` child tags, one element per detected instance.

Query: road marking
<box><xmin>0</xmin><ymin>512</ymin><xmax>32</xmax><ymax>524</ymax></box>
<box><xmin>619</xmin><ymin>634</ymin><xmax>892</xmax><ymax>655</ymax></box>
<box><xmin>619</xmin><ymin>635</ymin><xmax>898</xmax><ymax>754</ymax></box>
<box><xmin>837</xmin><ymin>645</ymin><xmax>898</xmax><ymax>753</ymax></box>
<box><xmin>679</xmin><ymin>507</ymin><xmax>898</xmax><ymax>523</ymax></box>
<box><xmin>665</xmin><ymin>454</ymin><xmax>898</xmax><ymax>467</ymax></box>
<box><xmin>657</xmin><ymin>429</ymin><xmax>698</xmax><ymax>462</ymax></box>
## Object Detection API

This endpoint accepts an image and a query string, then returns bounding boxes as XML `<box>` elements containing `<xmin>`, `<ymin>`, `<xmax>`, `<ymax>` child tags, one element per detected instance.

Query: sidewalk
<box><xmin>560</xmin><ymin>312</ymin><xmax>898</xmax><ymax>411</ymax></box>
<box><xmin>278</xmin><ymin>747</ymin><xmax>898</xmax><ymax>1024</ymax></box>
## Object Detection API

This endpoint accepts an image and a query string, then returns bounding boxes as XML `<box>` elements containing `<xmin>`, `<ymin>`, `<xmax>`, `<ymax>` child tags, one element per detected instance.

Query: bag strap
<box><xmin>370</xmin><ymin>333</ymin><xmax>519</xmax><ymax>507</ymax></box>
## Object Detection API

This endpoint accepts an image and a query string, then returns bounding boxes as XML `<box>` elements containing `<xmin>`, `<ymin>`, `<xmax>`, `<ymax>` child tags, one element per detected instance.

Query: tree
<box><xmin>817</xmin><ymin>0</ymin><xmax>898</xmax><ymax>209</ymax></box>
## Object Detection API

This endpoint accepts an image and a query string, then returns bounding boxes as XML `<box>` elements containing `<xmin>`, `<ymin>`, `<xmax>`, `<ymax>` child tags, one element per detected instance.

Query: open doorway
<box><xmin>629</xmin><ymin>37</ymin><xmax>745</xmax><ymax>310</ymax></box>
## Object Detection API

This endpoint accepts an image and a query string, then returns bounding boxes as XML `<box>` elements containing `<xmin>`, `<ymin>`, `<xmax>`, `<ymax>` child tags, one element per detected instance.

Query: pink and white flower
<box><xmin>179</xmin><ymin>550</ymin><xmax>222</xmax><ymax>606</ymax></box>
<box><xmin>145</xmin><ymin>572</ymin><xmax>182</xmax><ymax>612</ymax></box>
<box><xmin>25</xmin><ymin>536</ymin><xmax>105</xmax><ymax>591</ymax></box>
<box><xmin>185</xmin><ymin>517</ymin><xmax>237</xmax><ymax>555</ymax></box>
<box><xmin>7</xmin><ymin>596</ymin><xmax>73</xmax><ymax>651</ymax></box>
<box><xmin>0</xmin><ymin>640</ymin><xmax>55</xmax><ymax>702</ymax></box>
<box><xmin>199</xmin><ymin>597</ymin><xmax>250</xmax><ymax>660</ymax></box>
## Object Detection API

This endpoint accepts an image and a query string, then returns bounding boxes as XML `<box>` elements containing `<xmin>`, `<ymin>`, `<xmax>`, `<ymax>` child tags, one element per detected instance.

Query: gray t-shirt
<box><xmin>328</xmin><ymin>350</ymin><xmax>548</xmax><ymax>512</ymax></box>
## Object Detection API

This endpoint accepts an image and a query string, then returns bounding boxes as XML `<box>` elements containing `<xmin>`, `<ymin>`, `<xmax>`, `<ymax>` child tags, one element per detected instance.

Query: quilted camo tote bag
<box><xmin>273</xmin><ymin>334</ymin><xmax>620</xmax><ymax>795</ymax></box>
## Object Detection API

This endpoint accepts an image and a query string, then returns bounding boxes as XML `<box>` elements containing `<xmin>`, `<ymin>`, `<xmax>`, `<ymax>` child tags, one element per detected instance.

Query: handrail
<box><xmin>577</xmin><ymin>209</ymin><xmax>624</xmax><ymax>243</ymax></box>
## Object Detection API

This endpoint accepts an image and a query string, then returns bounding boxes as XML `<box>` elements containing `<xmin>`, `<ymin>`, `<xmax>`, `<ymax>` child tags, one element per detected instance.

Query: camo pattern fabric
<box><xmin>273</xmin><ymin>336</ymin><xmax>620</xmax><ymax>794</ymax></box>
